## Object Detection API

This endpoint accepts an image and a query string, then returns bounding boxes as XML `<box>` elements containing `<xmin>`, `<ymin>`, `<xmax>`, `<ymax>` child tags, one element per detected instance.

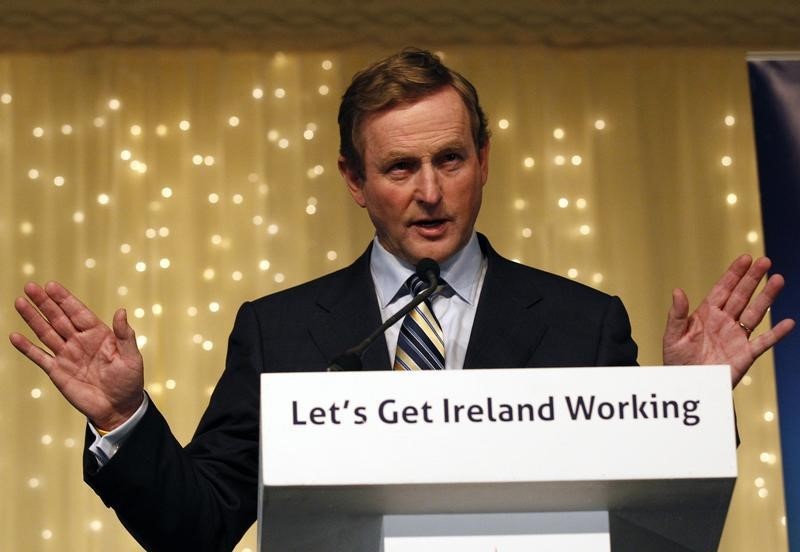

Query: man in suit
<box><xmin>9</xmin><ymin>48</ymin><xmax>794</xmax><ymax>551</ymax></box>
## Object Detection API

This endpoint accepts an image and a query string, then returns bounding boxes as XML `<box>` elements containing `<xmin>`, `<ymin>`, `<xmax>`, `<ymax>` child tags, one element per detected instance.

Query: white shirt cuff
<box><xmin>88</xmin><ymin>394</ymin><xmax>149</xmax><ymax>467</ymax></box>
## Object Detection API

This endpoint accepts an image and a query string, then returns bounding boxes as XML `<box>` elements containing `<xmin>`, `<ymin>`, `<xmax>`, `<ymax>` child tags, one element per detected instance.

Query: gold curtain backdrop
<box><xmin>0</xmin><ymin>46</ymin><xmax>786</xmax><ymax>551</ymax></box>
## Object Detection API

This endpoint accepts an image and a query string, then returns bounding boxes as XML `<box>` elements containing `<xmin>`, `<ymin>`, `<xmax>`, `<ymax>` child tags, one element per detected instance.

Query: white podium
<box><xmin>258</xmin><ymin>366</ymin><xmax>737</xmax><ymax>551</ymax></box>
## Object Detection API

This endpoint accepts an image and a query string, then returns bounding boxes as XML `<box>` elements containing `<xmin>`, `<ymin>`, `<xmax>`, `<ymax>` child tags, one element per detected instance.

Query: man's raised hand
<box><xmin>663</xmin><ymin>255</ymin><xmax>795</xmax><ymax>387</ymax></box>
<box><xmin>9</xmin><ymin>281</ymin><xmax>144</xmax><ymax>431</ymax></box>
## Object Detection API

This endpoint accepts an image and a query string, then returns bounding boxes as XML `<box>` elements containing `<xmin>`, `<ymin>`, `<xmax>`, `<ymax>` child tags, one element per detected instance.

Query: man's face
<box><xmin>340</xmin><ymin>87</ymin><xmax>489</xmax><ymax>266</ymax></box>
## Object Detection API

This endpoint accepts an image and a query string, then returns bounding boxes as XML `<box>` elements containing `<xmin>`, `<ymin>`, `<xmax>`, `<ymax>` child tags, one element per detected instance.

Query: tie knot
<box><xmin>406</xmin><ymin>273</ymin><xmax>447</xmax><ymax>297</ymax></box>
<box><xmin>406</xmin><ymin>274</ymin><xmax>429</xmax><ymax>297</ymax></box>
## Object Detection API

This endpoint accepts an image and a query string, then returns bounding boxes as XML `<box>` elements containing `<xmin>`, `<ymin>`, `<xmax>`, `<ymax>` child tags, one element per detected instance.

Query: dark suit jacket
<box><xmin>83</xmin><ymin>234</ymin><xmax>638</xmax><ymax>551</ymax></box>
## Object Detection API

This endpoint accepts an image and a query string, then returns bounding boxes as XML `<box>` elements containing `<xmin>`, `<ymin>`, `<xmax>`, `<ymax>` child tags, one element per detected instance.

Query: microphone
<box><xmin>327</xmin><ymin>258</ymin><xmax>441</xmax><ymax>371</ymax></box>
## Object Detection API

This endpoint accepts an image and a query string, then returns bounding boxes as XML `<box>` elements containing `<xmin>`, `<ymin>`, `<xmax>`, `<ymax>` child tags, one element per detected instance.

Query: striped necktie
<box><xmin>393</xmin><ymin>274</ymin><xmax>445</xmax><ymax>371</ymax></box>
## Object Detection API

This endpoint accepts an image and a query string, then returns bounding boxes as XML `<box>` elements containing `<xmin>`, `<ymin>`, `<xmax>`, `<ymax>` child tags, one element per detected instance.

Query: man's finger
<box><xmin>749</xmin><ymin>318</ymin><xmax>796</xmax><ymax>359</ymax></box>
<box><xmin>23</xmin><ymin>282</ymin><xmax>78</xmax><ymax>341</ymax></box>
<box><xmin>663</xmin><ymin>288</ymin><xmax>690</xmax><ymax>346</ymax></box>
<box><xmin>722</xmin><ymin>257</ymin><xmax>772</xmax><ymax>320</ymax></box>
<box><xmin>738</xmin><ymin>273</ymin><xmax>785</xmax><ymax>331</ymax></box>
<box><xmin>45</xmin><ymin>281</ymin><xmax>103</xmax><ymax>333</ymax></box>
<box><xmin>14</xmin><ymin>295</ymin><xmax>66</xmax><ymax>355</ymax></box>
<box><xmin>8</xmin><ymin>332</ymin><xmax>56</xmax><ymax>374</ymax></box>
<box><xmin>113</xmin><ymin>308</ymin><xmax>140</xmax><ymax>359</ymax></box>
<box><xmin>703</xmin><ymin>255</ymin><xmax>753</xmax><ymax>309</ymax></box>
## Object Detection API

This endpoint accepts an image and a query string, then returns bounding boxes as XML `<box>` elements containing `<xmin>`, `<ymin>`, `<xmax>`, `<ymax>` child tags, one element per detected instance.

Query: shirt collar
<box><xmin>370</xmin><ymin>232</ymin><xmax>484</xmax><ymax>307</ymax></box>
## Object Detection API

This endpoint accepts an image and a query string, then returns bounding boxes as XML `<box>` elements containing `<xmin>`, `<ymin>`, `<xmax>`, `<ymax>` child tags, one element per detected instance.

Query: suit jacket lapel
<box><xmin>308</xmin><ymin>244</ymin><xmax>392</xmax><ymax>371</ymax></box>
<box><xmin>307</xmin><ymin>235</ymin><xmax>546</xmax><ymax>371</ymax></box>
<box><xmin>464</xmin><ymin>235</ymin><xmax>548</xmax><ymax>369</ymax></box>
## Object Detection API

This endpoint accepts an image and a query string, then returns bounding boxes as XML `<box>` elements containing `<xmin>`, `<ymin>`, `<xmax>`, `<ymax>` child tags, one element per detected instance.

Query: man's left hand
<box><xmin>663</xmin><ymin>254</ymin><xmax>795</xmax><ymax>387</ymax></box>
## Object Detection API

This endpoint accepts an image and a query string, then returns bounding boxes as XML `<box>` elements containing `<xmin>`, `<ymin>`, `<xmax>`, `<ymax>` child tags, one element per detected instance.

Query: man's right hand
<box><xmin>9</xmin><ymin>281</ymin><xmax>145</xmax><ymax>432</ymax></box>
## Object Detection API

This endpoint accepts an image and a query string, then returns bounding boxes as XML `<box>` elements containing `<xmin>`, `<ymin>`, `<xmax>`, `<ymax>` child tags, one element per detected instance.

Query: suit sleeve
<box><xmin>83</xmin><ymin>302</ymin><xmax>262</xmax><ymax>552</ymax></box>
<box><xmin>595</xmin><ymin>295</ymin><xmax>639</xmax><ymax>366</ymax></box>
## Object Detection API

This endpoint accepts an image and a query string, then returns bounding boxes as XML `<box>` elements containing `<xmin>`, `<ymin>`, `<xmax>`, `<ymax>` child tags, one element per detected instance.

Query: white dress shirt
<box><xmin>369</xmin><ymin>232</ymin><xmax>487</xmax><ymax>370</ymax></box>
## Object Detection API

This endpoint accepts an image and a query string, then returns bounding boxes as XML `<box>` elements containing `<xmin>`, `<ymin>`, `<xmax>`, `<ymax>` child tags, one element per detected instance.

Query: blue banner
<box><xmin>748</xmin><ymin>54</ymin><xmax>800</xmax><ymax>549</ymax></box>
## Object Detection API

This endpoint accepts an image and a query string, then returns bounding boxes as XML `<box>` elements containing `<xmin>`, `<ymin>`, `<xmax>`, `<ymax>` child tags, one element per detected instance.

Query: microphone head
<box><xmin>415</xmin><ymin>258</ymin><xmax>440</xmax><ymax>281</ymax></box>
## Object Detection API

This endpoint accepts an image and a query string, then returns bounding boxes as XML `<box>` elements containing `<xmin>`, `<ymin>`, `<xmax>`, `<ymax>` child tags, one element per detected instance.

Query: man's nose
<box><xmin>414</xmin><ymin>164</ymin><xmax>443</xmax><ymax>205</ymax></box>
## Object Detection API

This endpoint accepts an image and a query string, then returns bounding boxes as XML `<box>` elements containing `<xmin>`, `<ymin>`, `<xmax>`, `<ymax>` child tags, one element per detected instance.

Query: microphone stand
<box><xmin>327</xmin><ymin>261</ymin><xmax>439</xmax><ymax>371</ymax></box>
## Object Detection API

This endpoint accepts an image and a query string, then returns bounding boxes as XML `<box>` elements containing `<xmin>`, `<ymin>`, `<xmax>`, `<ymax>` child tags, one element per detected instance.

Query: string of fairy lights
<box><xmin>0</xmin><ymin>49</ymin><xmax>787</xmax><ymax>550</ymax></box>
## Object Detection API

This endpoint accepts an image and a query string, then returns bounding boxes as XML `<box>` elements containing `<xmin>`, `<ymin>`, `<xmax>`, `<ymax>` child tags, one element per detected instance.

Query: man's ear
<box><xmin>478</xmin><ymin>139</ymin><xmax>490</xmax><ymax>186</ymax></box>
<box><xmin>339</xmin><ymin>156</ymin><xmax>366</xmax><ymax>207</ymax></box>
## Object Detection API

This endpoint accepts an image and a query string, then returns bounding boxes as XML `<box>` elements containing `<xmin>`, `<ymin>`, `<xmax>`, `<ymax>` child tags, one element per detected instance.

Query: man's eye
<box><xmin>440</xmin><ymin>152</ymin><xmax>464</xmax><ymax>166</ymax></box>
<box><xmin>388</xmin><ymin>161</ymin><xmax>412</xmax><ymax>173</ymax></box>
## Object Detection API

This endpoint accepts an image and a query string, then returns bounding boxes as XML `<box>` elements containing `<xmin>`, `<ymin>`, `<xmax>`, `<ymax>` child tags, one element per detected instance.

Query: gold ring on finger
<box><xmin>738</xmin><ymin>321</ymin><xmax>753</xmax><ymax>336</ymax></box>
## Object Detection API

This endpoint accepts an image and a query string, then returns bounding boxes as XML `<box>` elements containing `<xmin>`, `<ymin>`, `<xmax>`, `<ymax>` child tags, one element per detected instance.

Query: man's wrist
<box><xmin>91</xmin><ymin>392</ymin><xmax>147</xmax><ymax>433</ymax></box>
<box><xmin>88</xmin><ymin>394</ymin><xmax>150</xmax><ymax>467</ymax></box>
